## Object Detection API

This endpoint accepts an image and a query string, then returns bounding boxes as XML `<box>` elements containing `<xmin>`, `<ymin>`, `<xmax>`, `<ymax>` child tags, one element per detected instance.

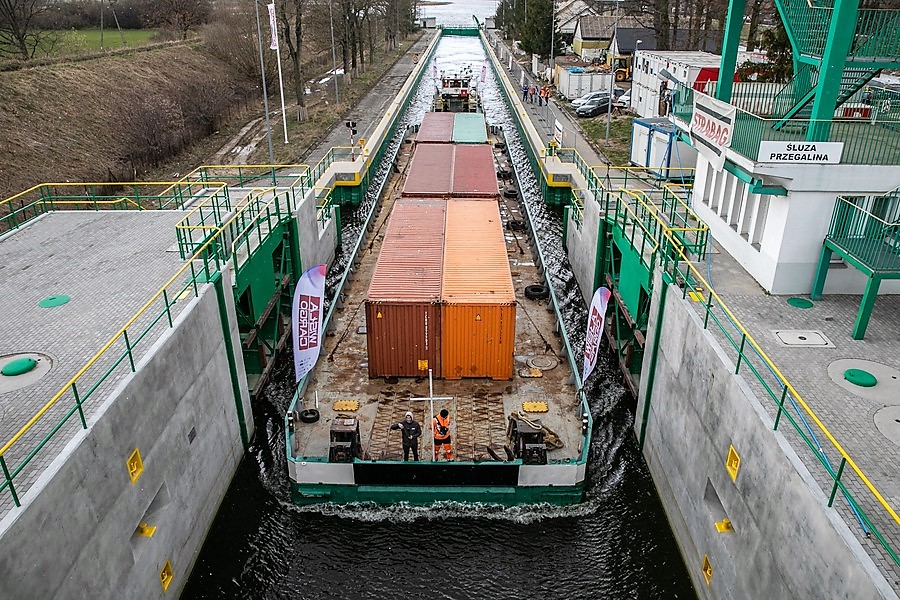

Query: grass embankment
<box><xmin>579</xmin><ymin>114</ymin><xmax>634</xmax><ymax>166</ymax></box>
<box><xmin>58</xmin><ymin>29</ymin><xmax>158</xmax><ymax>53</ymax></box>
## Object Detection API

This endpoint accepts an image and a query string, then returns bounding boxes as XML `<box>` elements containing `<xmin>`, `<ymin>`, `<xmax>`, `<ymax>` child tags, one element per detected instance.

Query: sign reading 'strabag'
<box><xmin>690</xmin><ymin>95</ymin><xmax>736</xmax><ymax>172</ymax></box>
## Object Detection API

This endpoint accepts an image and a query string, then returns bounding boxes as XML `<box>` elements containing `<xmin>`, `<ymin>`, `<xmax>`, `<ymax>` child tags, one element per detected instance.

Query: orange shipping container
<box><xmin>441</xmin><ymin>200</ymin><xmax>516</xmax><ymax>380</ymax></box>
<box><xmin>366</xmin><ymin>198</ymin><xmax>446</xmax><ymax>378</ymax></box>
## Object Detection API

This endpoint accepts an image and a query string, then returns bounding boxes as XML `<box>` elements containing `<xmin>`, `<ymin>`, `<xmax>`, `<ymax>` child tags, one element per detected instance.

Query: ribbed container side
<box><xmin>452</xmin><ymin>112</ymin><xmax>489</xmax><ymax>144</ymax></box>
<box><xmin>442</xmin><ymin>200</ymin><xmax>516</xmax><ymax>380</ymax></box>
<box><xmin>366</xmin><ymin>198</ymin><xmax>446</xmax><ymax>378</ymax></box>
<box><xmin>416</xmin><ymin>112</ymin><xmax>454</xmax><ymax>144</ymax></box>
<box><xmin>451</xmin><ymin>144</ymin><xmax>500</xmax><ymax>198</ymax></box>
<box><xmin>402</xmin><ymin>143</ymin><xmax>454</xmax><ymax>197</ymax></box>
<box><xmin>441</xmin><ymin>303</ymin><xmax>515</xmax><ymax>380</ymax></box>
<box><xmin>366</xmin><ymin>303</ymin><xmax>442</xmax><ymax>378</ymax></box>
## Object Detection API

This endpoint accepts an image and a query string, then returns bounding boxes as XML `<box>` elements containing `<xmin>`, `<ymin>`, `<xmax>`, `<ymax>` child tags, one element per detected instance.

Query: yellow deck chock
<box><xmin>715</xmin><ymin>518</ymin><xmax>734</xmax><ymax>533</ymax></box>
<box><xmin>333</xmin><ymin>400</ymin><xmax>360</xmax><ymax>412</ymax></box>
<box><xmin>688</xmin><ymin>287</ymin><xmax>705</xmax><ymax>302</ymax></box>
<box><xmin>522</xmin><ymin>401</ymin><xmax>548</xmax><ymax>413</ymax></box>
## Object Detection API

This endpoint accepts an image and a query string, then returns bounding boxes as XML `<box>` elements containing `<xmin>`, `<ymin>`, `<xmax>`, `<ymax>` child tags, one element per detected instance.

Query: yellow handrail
<box><xmin>0</xmin><ymin>182</ymin><xmax>279</xmax><ymax>459</ymax></box>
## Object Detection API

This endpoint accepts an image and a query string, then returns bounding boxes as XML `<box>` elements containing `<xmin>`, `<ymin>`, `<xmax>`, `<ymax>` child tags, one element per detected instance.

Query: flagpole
<box><xmin>267</xmin><ymin>3</ymin><xmax>289</xmax><ymax>144</ymax></box>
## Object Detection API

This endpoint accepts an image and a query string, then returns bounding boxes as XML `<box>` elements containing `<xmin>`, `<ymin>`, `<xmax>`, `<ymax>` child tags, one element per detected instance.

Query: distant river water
<box><xmin>182</xmin><ymin>21</ymin><xmax>695</xmax><ymax>600</ymax></box>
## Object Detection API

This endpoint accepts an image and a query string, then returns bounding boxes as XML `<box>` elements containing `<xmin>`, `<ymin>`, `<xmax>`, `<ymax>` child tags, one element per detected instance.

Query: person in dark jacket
<box><xmin>390</xmin><ymin>411</ymin><xmax>422</xmax><ymax>461</ymax></box>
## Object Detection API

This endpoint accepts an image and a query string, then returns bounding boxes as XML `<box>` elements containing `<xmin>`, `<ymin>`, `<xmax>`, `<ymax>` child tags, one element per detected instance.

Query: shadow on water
<box><xmin>182</xmin><ymin>36</ymin><xmax>695</xmax><ymax>600</ymax></box>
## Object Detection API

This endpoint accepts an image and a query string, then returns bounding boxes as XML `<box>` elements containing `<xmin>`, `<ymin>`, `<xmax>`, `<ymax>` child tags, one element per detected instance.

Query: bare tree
<box><xmin>144</xmin><ymin>0</ymin><xmax>211</xmax><ymax>40</ymax></box>
<box><xmin>0</xmin><ymin>0</ymin><xmax>57</xmax><ymax>59</ymax></box>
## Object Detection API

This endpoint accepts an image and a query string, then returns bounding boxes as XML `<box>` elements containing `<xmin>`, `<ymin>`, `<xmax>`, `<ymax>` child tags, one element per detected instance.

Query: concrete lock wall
<box><xmin>636</xmin><ymin>270</ymin><xmax>896</xmax><ymax>599</ymax></box>
<box><xmin>0</xmin><ymin>282</ymin><xmax>249</xmax><ymax>599</ymax></box>
<box><xmin>566</xmin><ymin>189</ymin><xmax>604</xmax><ymax>306</ymax></box>
<box><xmin>295</xmin><ymin>186</ymin><xmax>337</xmax><ymax>271</ymax></box>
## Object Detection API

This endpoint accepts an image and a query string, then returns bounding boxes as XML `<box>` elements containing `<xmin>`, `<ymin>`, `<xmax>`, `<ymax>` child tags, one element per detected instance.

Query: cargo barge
<box><xmin>285</xmin><ymin>87</ymin><xmax>591</xmax><ymax>506</ymax></box>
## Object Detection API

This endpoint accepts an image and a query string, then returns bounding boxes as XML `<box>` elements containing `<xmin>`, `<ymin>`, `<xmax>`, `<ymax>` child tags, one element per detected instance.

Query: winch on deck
<box><xmin>506</xmin><ymin>416</ymin><xmax>547</xmax><ymax>465</ymax></box>
<box><xmin>329</xmin><ymin>418</ymin><xmax>362</xmax><ymax>463</ymax></box>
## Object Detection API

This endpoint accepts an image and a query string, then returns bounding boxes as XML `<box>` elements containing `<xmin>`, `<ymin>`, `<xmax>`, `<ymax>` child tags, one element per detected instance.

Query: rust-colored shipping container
<box><xmin>441</xmin><ymin>200</ymin><xmax>516</xmax><ymax>380</ymax></box>
<box><xmin>366</xmin><ymin>198</ymin><xmax>446</xmax><ymax>378</ymax></box>
<box><xmin>451</xmin><ymin>144</ymin><xmax>500</xmax><ymax>198</ymax></box>
<box><xmin>416</xmin><ymin>112</ymin><xmax>454</xmax><ymax>144</ymax></box>
<box><xmin>402</xmin><ymin>143</ymin><xmax>454</xmax><ymax>197</ymax></box>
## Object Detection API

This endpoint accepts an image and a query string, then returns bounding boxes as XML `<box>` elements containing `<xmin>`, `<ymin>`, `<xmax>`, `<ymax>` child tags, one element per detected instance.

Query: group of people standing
<box><xmin>521</xmin><ymin>83</ymin><xmax>551</xmax><ymax>106</ymax></box>
<box><xmin>389</xmin><ymin>409</ymin><xmax>453</xmax><ymax>461</ymax></box>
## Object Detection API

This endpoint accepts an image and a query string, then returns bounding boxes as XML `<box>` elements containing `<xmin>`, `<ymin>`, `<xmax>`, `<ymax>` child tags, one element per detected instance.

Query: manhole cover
<box><xmin>38</xmin><ymin>295</ymin><xmax>70</xmax><ymax>308</ymax></box>
<box><xmin>773</xmin><ymin>330</ymin><xmax>834</xmax><ymax>347</ymax></box>
<box><xmin>527</xmin><ymin>355</ymin><xmax>559</xmax><ymax>371</ymax></box>
<box><xmin>787</xmin><ymin>297</ymin><xmax>814</xmax><ymax>309</ymax></box>
<box><xmin>874</xmin><ymin>406</ymin><xmax>900</xmax><ymax>449</ymax></box>
<box><xmin>0</xmin><ymin>353</ymin><xmax>54</xmax><ymax>393</ymax></box>
<box><xmin>827</xmin><ymin>359</ymin><xmax>900</xmax><ymax>403</ymax></box>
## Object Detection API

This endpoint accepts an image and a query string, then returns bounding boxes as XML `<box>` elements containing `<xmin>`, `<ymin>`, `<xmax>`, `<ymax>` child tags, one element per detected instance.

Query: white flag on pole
<box><xmin>582</xmin><ymin>287</ymin><xmax>611</xmax><ymax>383</ymax></box>
<box><xmin>292</xmin><ymin>264</ymin><xmax>327</xmax><ymax>382</ymax></box>
<box><xmin>267</xmin><ymin>3</ymin><xmax>279</xmax><ymax>51</ymax></box>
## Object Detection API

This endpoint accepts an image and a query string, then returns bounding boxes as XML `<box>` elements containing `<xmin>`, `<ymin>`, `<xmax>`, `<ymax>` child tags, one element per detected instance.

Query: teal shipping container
<box><xmin>452</xmin><ymin>113</ymin><xmax>488</xmax><ymax>144</ymax></box>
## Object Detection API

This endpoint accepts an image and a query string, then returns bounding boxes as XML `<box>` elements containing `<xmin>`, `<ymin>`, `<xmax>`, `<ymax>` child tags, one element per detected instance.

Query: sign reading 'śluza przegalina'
<box><xmin>690</xmin><ymin>95</ymin><xmax>736</xmax><ymax>172</ymax></box>
<box><xmin>757</xmin><ymin>141</ymin><xmax>844</xmax><ymax>164</ymax></box>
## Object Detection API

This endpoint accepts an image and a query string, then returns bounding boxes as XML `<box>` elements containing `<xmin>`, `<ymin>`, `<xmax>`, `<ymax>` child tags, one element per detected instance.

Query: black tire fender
<box><xmin>524</xmin><ymin>284</ymin><xmax>550</xmax><ymax>300</ymax></box>
<box><xmin>299</xmin><ymin>409</ymin><xmax>320</xmax><ymax>424</ymax></box>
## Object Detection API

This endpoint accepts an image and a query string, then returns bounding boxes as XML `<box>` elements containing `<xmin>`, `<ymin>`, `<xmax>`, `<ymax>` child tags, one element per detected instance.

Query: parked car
<box><xmin>576</xmin><ymin>97</ymin><xmax>613</xmax><ymax>117</ymax></box>
<box><xmin>616</xmin><ymin>89</ymin><xmax>632</xmax><ymax>110</ymax></box>
<box><xmin>571</xmin><ymin>87</ymin><xmax>626</xmax><ymax>108</ymax></box>
<box><xmin>571</xmin><ymin>90</ymin><xmax>609</xmax><ymax>108</ymax></box>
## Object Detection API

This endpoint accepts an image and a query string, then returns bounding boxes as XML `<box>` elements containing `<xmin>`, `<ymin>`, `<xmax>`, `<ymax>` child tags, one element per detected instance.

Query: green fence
<box><xmin>826</xmin><ymin>194</ymin><xmax>900</xmax><ymax>273</ymax></box>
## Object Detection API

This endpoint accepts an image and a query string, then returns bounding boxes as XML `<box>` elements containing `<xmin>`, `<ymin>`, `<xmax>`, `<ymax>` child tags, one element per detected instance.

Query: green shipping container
<box><xmin>452</xmin><ymin>113</ymin><xmax>488</xmax><ymax>144</ymax></box>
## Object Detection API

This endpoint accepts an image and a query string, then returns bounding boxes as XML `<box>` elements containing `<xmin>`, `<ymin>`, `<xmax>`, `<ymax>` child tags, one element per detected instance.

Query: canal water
<box><xmin>182</xmin><ymin>30</ymin><xmax>696</xmax><ymax>600</ymax></box>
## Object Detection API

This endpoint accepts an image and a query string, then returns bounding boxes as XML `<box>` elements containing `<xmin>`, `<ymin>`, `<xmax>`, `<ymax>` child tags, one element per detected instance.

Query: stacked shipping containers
<box><xmin>370</xmin><ymin>121</ymin><xmax>514</xmax><ymax>380</ymax></box>
<box><xmin>441</xmin><ymin>200</ymin><xmax>516</xmax><ymax>380</ymax></box>
<box><xmin>403</xmin><ymin>144</ymin><xmax>498</xmax><ymax>198</ymax></box>
<box><xmin>365</xmin><ymin>198</ymin><xmax>446</xmax><ymax>378</ymax></box>
<box><xmin>416</xmin><ymin>112</ymin><xmax>455</xmax><ymax>144</ymax></box>
<box><xmin>452</xmin><ymin>113</ymin><xmax>489</xmax><ymax>144</ymax></box>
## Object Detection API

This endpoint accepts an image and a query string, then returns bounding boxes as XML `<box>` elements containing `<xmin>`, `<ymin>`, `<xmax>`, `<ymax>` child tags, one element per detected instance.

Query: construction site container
<box><xmin>451</xmin><ymin>145</ymin><xmax>499</xmax><ymax>198</ymax></box>
<box><xmin>441</xmin><ymin>200</ymin><xmax>516</xmax><ymax>380</ymax></box>
<box><xmin>402</xmin><ymin>143</ymin><xmax>454</xmax><ymax>197</ymax></box>
<box><xmin>452</xmin><ymin>113</ymin><xmax>489</xmax><ymax>144</ymax></box>
<box><xmin>366</xmin><ymin>198</ymin><xmax>446</xmax><ymax>378</ymax></box>
<box><xmin>417</xmin><ymin>112</ymin><xmax>454</xmax><ymax>144</ymax></box>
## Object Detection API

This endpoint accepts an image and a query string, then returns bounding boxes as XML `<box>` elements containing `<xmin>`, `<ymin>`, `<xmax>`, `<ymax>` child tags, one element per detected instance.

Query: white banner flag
<box><xmin>292</xmin><ymin>264</ymin><xmax>327</xmax><ymax>382</ymax></box>
<box><xmin>690</xmin><ymin>94</ymin><xmax>736</xmax><ymax>172</ymax></box>
<box><xmin>267</xmin><ymin>3</ymin><xmax>279</xmax><ymax>51</ymax></box>
<box><xmin>582</xmin><ymin>287</ymin><xmax>611</xmax><ymax>383</ymax></box>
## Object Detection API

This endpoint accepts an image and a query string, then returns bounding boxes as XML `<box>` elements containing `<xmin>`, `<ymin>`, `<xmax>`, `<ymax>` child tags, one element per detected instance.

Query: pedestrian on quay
<box><xmin>529</xmin><ymin>84</ymin><xmax>536</xmax><ymax>104</ymax></box>
<box><xmin>390</xmin><ymin>411</ymin><xmax>422</xmax><ymax>461</ymax></box>
<box><xmin>432</xmin><ymin>409</ymin><xmax>453</xmax><ymax>461</ymax></box>
<box><xmin>522</xmin><ymin>84</ymin><xmax>529</xmax><ymax>101</ymax></box>
<box><xmin>538</xmin><ymin>86</ymin><xmax>546</xmax><ymax>106</ymax></box>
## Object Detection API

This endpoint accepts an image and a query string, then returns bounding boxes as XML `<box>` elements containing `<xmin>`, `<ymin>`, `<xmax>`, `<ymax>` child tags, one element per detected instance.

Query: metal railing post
<box><xmin>828</xmin><ymin>458</ymin><xmax>847</xmax><ymax>507</ymax></box>
<box><xmin>0</xmin><ymin>456</ymin><xmax>20</xmax><ymax>507</ymax></box>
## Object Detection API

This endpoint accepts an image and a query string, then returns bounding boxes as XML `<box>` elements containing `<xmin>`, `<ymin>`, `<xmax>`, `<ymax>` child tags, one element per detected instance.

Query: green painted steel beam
<box><xmin>212</xmin><ymin>272</ymin><xmax>251</xmax><ymax>449</ymax></box>
<box><xmin>722</xmin><ymin>161</ymin><xmax>788</xmax><ymax>196</ymax></box>
<box><xmin>808</xmin><ymin>0</ymin><xmax>861</xmax><ymax>141</ymax></box>
<box><xmin>811</xmin><ymin>245</ymin><xmax>833</xmax><ymax>300</ymax></box>
<box><xmin>852</xmin><ymin>276</ymin><xmax>881</xmax><ymax>339</ymax></box>
<box><xmin>716</xmin><ymin>0</ymin><xmax>747</xmax><ymax>102</ymax></box>
<box><xmin>639</xmin><ymin>271</ymin><xmax>672</xmax><ymax>450</ymax></box>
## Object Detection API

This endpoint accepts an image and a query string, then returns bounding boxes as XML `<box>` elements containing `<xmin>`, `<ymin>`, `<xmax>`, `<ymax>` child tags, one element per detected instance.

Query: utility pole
<box><xmin>604</xmin><ymin>0</ymin><xmax>620</xmax><ymax>147</ymax></box>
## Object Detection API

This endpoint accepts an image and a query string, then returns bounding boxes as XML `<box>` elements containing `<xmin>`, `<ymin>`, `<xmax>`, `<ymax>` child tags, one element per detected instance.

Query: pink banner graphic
<box><xmin>582</xmin><ymin>287</ymin><xmax>611</xmax><ymax>383</ymax></box>
<box><xmin>267</xmin><ymin>3</ymin><xmax>279</xmax><ymax>51</ymax></box>
<box><xmin>292</xmin><ymin>264</ymin><xmax>327</xmax><ymax>382</ymax></box>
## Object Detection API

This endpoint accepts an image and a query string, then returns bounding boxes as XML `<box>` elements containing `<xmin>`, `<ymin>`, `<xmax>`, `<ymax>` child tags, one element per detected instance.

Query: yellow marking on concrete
<box><xmin>127</xmin><ymin>448</ymin><xmax>144</xmax><ymax>484</ymax></box>
<box><xmin>688</xmin><ymin>290</ymin><xmax>704</xmax><ymax>302</ymax></box>
<box><xmin>726</xmin><ymin>444</ymin><xmax>741</xmax><ymax>481</ymax></box>
<box><xmin>333</xmin><ymin>400</ymin><xmax>360</xmax><ymax>412</ymax></box>
<box><xmin>160</xmin><ymin>560</ymin><xmax>174</xmax><ymax>592</ymax></box>
<box><xmin>702</xmin><ymin>555</ymin><xmax>713</xmax><ymax>586</ymax></box>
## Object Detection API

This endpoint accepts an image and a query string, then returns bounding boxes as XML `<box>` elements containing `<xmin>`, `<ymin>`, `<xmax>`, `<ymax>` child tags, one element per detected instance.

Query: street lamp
<box><xmin>328</xmin><ymin>0</ymin><xmax>340</xmax><ymax>104</ymax></box>
<box><xmin>549</xmin><ymin>0</ymin><xmax>556</xmax><ymax>83</ymax></box>
<box><xmin>604</xmin><ymin>0</ymin><xmax>622</xmax><ymax>147</ymax></box>
<box><xmin>253</xmin><ymin>1</ymin><xmax>275</xmax><ymax>165</ymax></box>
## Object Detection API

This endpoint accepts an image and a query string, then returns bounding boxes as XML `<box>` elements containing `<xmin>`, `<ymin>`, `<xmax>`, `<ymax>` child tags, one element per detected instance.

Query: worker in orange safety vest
<box><xmin>432</xmin><ymin>409</ymin><xmax>453</xmax><ymax>461</ymax></box>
